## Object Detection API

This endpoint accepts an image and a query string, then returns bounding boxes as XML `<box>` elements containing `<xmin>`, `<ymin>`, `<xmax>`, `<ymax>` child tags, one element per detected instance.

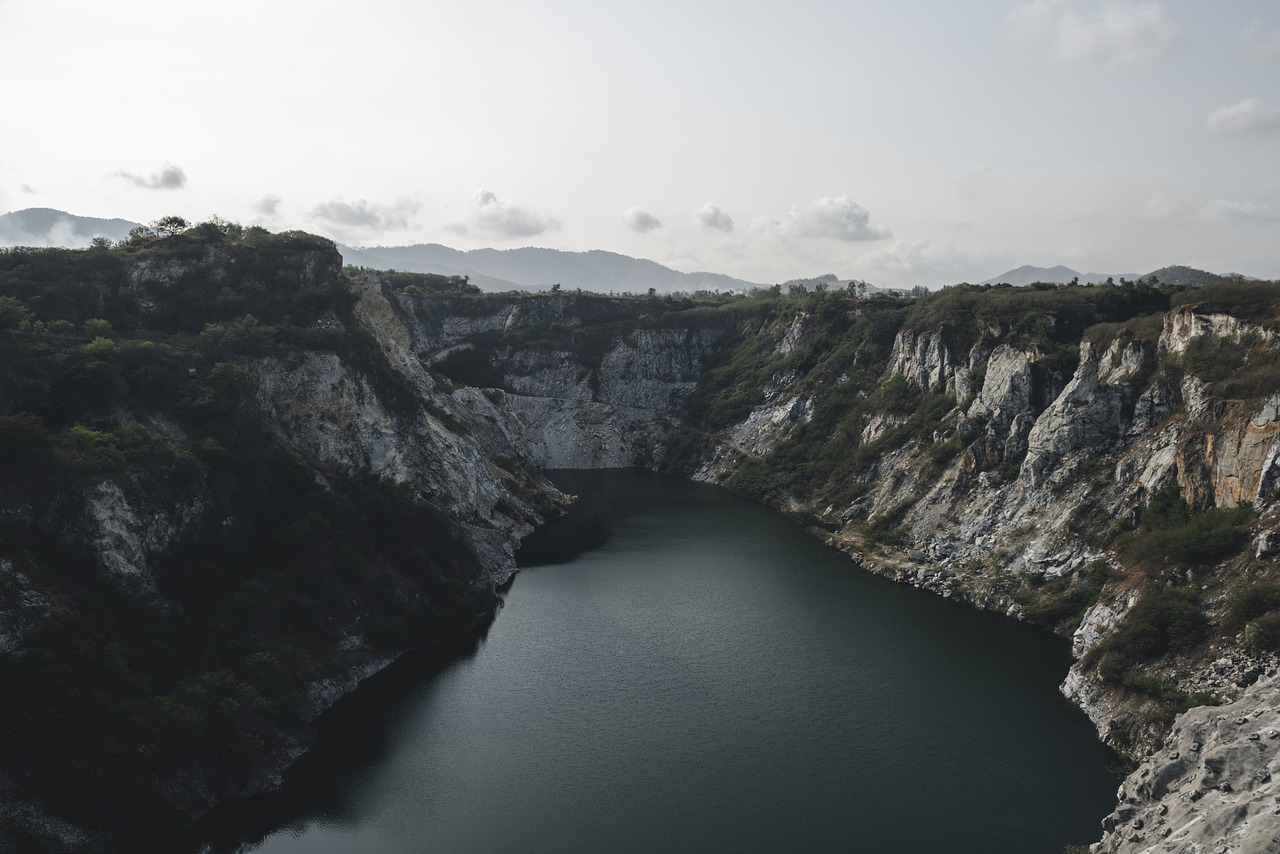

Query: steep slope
<box><xmin>0</xmin><ymin>228</ymin><xmax>567</xmax><ymax>849</ymax></box>
<box><xmin>6</xmin><ymin>230</ymin><xmax>1280</xmax><ymax>853</ymax></box>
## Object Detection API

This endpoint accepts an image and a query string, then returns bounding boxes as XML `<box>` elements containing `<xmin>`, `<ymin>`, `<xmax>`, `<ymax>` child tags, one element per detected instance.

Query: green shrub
<box><xmin>1223</xmin><ymin>581</ymin><xmax>1280</xmax><ymax>632</ymax></box>
<box><xmin>1094</xmin><ymin>586</ymin><xmax>1204</xmax><ymax>686</ymax></box>
<box><xmin>1120</xmin><ymin>485</ymin><xmax>1254</xmax><ymax>566</ymax></box>
<box><xmin>58</xmin><ymin>424</ymin><xmax>125</xmax><ymax>473</ymax></box>
<box><xmin>1014</xmin><ymin>563</ymin><xmax>1111</xmax><ymax>633</ymax></box>
<box><xmin>1244</xmin><ymin>612</ymin><xmax>1280</xmax><ymax>651</ymax></box>
<box><xmin>83</xmin><ymin>318</ymin><xmax>114</xmax><ymax>337</ymax></box>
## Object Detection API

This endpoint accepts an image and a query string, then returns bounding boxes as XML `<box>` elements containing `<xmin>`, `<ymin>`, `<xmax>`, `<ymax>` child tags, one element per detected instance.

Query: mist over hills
<box><xmin>0</xmin><ymin>208</ymin><xmax>138</xmax><ymax>247</ymax></box>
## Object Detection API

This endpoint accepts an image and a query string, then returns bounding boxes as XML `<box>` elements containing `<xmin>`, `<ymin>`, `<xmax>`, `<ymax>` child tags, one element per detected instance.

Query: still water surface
<box><xmin>208</xmin><ymin>470</ymin><xmax>1115</xmax><ymax>853</ymax></box>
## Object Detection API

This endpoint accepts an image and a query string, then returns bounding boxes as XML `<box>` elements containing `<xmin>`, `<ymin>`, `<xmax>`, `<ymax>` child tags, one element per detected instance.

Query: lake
<box><xmin>190</xmin><ymin>469</ymin><xmax>1115</xmax><ymax>853</ymax></box>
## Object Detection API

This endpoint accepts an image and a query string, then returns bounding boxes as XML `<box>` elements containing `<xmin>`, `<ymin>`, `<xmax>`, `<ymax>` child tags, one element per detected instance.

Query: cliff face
<box><xmin>0</xmin><ymin>241</ymin><xmax>568</xmax><ymax>850</ymax></box>
<box><xmin>6</xmin><ymin>239</ymin><xmax>1280</xmax><ymax>853</ymax></box>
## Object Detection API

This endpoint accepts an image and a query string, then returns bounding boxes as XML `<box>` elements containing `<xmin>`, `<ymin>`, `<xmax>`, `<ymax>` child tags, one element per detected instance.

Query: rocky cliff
<box><xmin>6</xmin><ymin>233</ymin><xmax>1280</xmax><ymax>853</ymax></box>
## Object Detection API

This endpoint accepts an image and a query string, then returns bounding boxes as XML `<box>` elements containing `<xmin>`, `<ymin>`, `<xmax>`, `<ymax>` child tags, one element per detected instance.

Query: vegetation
<box><xmin>1118</xmin><ymin>485</ymin><xmax>1254</xmax><ymax>568</ymax></box>
<box><xmin>1086</xmin><ymin>585</ymin><xmax>1212</xmax><ymax>714</ymax></box>
<box><xmin>0</xmin><ymin>220</ymin><xmax>499</xmax><ymax>845</ymax></box>
<box><xmin>1014</xmin><ymin>561</ymin><xmax>1112</xmax><ymax>634</ymax></box>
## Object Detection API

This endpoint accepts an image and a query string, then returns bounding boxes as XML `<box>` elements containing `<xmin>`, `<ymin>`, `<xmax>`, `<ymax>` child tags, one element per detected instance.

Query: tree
<box><xmin>0</xmin><ymin>296</ymin><xmax>32</xmax><ymax>330</ymax></box>
<box><xmin>152</xmin><ymin>216</ymin><xmax>189</xmax><ymax>237</ymax></box>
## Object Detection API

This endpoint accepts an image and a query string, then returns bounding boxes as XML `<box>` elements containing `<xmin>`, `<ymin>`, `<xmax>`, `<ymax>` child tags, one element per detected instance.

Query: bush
<box><xmin>1244</xmin><ymin>612</ymin><xmax>1280</xmax><ymax>651</ymax></box>
<box><xmin>1093</xmin><ymin>586</ymin><xmax>1204</xmax><ymax>688</ymax></box>
<box><xmin>83</xmin><ymin>318</ymin><xmax>114</xmax><ymax>337</ymax></box>
<box><xmin>1223</xmin><ymin>581</ymin><xmax>1280</xmax><ymax>632</ymax></box>
<box><xmin>58</xmin><ymin>424</ymin><xmax>125</xmax><ymax>473</ymax></box>
<box><xmin>1120</xmin><ymin>485</ymin><xmax>1254</xmax><ymax>566</ymax></box>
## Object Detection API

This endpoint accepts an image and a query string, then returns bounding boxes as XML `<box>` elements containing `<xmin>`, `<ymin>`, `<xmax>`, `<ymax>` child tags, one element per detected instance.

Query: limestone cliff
<box><xmin>7</xmin><ymin>236</ymin><xmax>1280</xmax><ymax>854</ymax></box>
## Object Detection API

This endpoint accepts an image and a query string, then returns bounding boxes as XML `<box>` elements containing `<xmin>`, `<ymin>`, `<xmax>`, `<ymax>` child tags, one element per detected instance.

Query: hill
<box><xmin>0</xmin><ymin>207</ymin><xmax>140</xmax><ymax>247</ymax></box>
<box><xmin>981</xmin><ymin>263</ymin><xmax>1231</xmax><ymax>288</ymax></box>
<box><xmin>339</xmin><ymin>243</ymin><xmax>765</xmax><ymax>294</ymax></box>
<box><xmin>0</xmin><ymin>209</ymin><xmax>766</xmax><ymax>295</ymax></box>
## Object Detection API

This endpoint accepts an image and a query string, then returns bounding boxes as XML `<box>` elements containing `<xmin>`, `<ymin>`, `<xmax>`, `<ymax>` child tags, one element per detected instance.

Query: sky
<box><xmin>1</xmin><ymin>0</ymin><xmax>1277</xmax><ymax>288</ymax></box>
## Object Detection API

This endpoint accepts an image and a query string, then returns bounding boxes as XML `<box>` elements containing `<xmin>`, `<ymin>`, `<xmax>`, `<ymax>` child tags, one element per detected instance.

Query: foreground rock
<box><xmin>1096</xmin><ymin>670</ymin><xmax>1280</xmax><ymax>854</ymax></box>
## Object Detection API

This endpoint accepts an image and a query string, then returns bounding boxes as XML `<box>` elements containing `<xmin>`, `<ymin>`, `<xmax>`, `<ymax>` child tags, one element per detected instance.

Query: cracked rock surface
<box><xmin>1096</xmin><ymin>670</ymin><xmax>1280</xmax><ymax>854</ymax></box>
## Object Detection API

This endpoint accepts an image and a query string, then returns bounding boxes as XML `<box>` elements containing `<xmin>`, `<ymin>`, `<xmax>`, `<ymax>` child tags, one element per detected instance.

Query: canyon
<box><xmin>2</xmin><ymin>230</ymin><xmax>1279</xmax><ymax>852</ymax></box>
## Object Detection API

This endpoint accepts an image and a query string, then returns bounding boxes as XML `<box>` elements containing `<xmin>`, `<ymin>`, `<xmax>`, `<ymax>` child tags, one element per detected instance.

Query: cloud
<box><xmin>1201</xmin><ymin>199</ymin><xmax>1278</xmax><ymax>224</ymax></box>
<box><xmin>695</xmin><ymin>203</ymin><xmax>734</xmax><ymax>232</ymax></box>
<box><xmin>446</xmin><ymin>190</ymin><xmax>559</xmax><ymax>240</ymax></box>
<box><xmin>1242</xmin><ymin>21</ymin><xmax>1280</xmax><ymax>62</ymax></box>
<box><xmin>253</xmin><ymin>194</ymin><xmax>282</xmax><ymax>216</ymax></box>
<box><xmin>1004</xmin><ymin>0</ymin><xmax>1184</xmax><ymax>66</ymax></box>
<box><xmin>309</xmin><ymin>197</ymin><xmax>419</xmax><ymax>238</ymax></box>
<box><xmin>859</xmin><ymin>238</ymin><xmax>946</xmax><ymax>274</ymax></box>
<box><xmin>622</xmin><ymin>207</ymin><xmax>662</xmax><ymax>233</ymax></box>
<box><xmin>0</xmin><ymin>215</ymin><xmax>96</xmax><ymax>249</ymax></box>
<box><xmin>114</xmin><ymin>163</ymin><xmax>187</xmax><ymax>190</ymax></box>
<box><xmin>776</xmin><ymin>195</ymin><xmax>889</xmax><ymax>242</ymax></box>
<box><xmin>1205</xmin><ymin>97</ymin><xmax>1280</xmax><ymax>137</ymax></box>
<box><xmin>19</xmin><ymin>184</ymin><xmax>36</xmax><ymax>194</ymax></box>
<box><xmin>954</xmin><ymin>163</ymin><xmax>996</xmax><ymax>199</ymax></box>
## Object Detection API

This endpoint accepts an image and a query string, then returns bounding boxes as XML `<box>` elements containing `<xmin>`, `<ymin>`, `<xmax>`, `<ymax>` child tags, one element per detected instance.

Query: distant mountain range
<box><xmin>338</xmin><ymin>243</ymin><xmax>764</xmax><ymax>294</ymax></box>
<box><xmin>979</xmin><ymin>264</ymin><xmax>1235</xmax><ymax>288</ymax></box>
<box><xmin>1</xmin><ymin>208</ymin><xmax>1252</xmax><ymax>295</ymax></box>
<box><xmin>0</xmin><ymin>208</ymin><xmax>765</xmax><ymax>295</ymax></box>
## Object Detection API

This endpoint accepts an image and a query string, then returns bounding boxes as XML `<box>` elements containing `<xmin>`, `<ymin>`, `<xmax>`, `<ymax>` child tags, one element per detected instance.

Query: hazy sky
<box><xmin>2</xmin><ymin>0</ymin><xmax>1277</xmax><ymax>287</ymax></box>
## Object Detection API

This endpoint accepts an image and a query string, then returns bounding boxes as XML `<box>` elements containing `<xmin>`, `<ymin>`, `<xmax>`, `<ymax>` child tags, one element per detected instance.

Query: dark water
<box><xmin>196</xmin><ymin>470</ymin><xmax>1115</xmax><ymax>854</ymax></box>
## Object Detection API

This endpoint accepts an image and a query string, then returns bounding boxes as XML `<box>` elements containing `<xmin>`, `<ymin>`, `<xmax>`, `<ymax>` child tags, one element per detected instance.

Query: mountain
<box><xmin>979</xmin><ymin>264</ymin><xmax>1092</xmax><ymax>286</ymax></box>
<box><xmin>338</xmin><ymin>242</ymin><xmax>765</xmax><ymax>294</ymax></box>
<box><xmin>0</xmin><ymin>209</ymin><xmax>766</xmax><ymax>295</ymax></box>
<box><xmin>981</xmin><ymin>263</ymin><xmax>1231</xmax><ymax>288</ymax></box>
<box><xmin>0</xmin><ymin>207</ymin><xmax>141</xmax><ymax>247</ymax></box>
<box><xmin>1142</xmin><ymin>265</ymin><xmax>1231</xmax><ymax>288</ymax></box>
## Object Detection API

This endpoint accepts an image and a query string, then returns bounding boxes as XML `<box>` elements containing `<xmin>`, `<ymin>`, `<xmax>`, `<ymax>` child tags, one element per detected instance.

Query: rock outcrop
<box><xmin>1096</xmin><ymin>670</ymin><xmax>1280</xmax><ymax>854</ymax></box>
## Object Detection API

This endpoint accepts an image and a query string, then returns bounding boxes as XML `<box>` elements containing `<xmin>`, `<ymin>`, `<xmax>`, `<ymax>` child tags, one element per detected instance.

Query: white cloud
<box><xmin>859</xmin><ymin>238</ymin><xmax>946</xmax><ymax>274</ymax></box>
<box><xmin>253</xmin><ymin>194</ymin><xmax>282</xmax><ymax>216</ymax></box>
<box><xmin>114</xmin><ymin>163</ymin><xmax>187</xmax><ymax>190</ymax></box>
<box><xmin>446</xmin><ymin>190</ymin><xmax>559</xmax><ymax>240</ymax></box>
<box><xmin>695</xmin><ymin>203</ymin><xmax>734</xmax><ymax>232</ymax></box>
<box><xmin>0</xmin><ymin>214</ymin><xmax>95</xmax><ymax>249</ymax></box>
<box><xmin>776</xmin><ymin>195</ymin><xmax>889</xmax><ymax>242</ymax></box>
<box><xmin>310</xmin><ymin>197</ymin><xmax>418</xmax><ymax>236</ymax></box>
<box><xmin>1242</xmin><ymin>21</ymin><xmax>1280</xmax><ymax>62</ymax></box>
<box><xmin>622</xmin><ymin>207</ymin><xmax>662</xmax><ymax>233</ymax></box>
<box><xmin>1205</xmin><ymin>97</ymin><xmax>1280</xmax><ymax>137</ymax></box>
<box><xmin>1201</xmin><ymin>198</ymin><xmax>1278</xmax><ymax>224</ymax></box>
<box><xmin>1004</xmin><ymin>0</ymin><xmax>1184</xmax><ymax>66</ymax></box>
